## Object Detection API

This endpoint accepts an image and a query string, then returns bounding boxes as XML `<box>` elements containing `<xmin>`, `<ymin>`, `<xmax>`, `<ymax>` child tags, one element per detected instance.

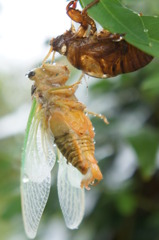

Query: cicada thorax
<box><xmin>49</xmin><ymin>108</ymin><xmax>103</xmax><ymax>188</ymax></box>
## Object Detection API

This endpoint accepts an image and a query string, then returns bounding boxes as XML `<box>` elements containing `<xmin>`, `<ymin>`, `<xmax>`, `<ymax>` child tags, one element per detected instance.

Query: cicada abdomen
<box><xmin>50</xmin><ymin>109</ymin><xmax>102</xmax><ymax>188</ymax></box>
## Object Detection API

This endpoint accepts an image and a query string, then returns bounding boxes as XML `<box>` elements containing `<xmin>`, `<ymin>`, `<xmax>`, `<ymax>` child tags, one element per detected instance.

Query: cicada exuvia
<box><xmin>44</xmin><ymin>0</ymin><xmax>153</xmax><ymax>78</ymax></box>
<box><xmin>21</xmin><ymin>63</ymin><xmax>107</xmax><ymax>238</ymax></box>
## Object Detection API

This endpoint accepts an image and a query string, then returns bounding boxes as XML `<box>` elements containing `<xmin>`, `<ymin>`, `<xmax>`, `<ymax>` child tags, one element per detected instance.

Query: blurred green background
<box><xmin>0</xmin><ymin>0</ymin><xmax>159</xmax><ymax>239</ymax></box>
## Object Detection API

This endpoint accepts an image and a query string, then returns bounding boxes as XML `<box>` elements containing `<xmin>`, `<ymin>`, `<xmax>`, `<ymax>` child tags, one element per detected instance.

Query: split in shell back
<box><xmin>21</xmin><ymin>63</ymin><xmax>102</xmax><ymax>238</ymax></box>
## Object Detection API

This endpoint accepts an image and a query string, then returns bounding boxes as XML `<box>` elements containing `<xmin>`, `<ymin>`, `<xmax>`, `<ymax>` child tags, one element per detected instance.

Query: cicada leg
<box><xmin>66</xmin><ymin>0</ymin><xmax>98</xmax><ymax>36</ymax></box>
<box><xmin>48</xmin><ymin>72</ymin><xmax>84</xmax><ymax>95</ymax></box>
<box><xmin>85</xmin><ymin>109</ymin><xmax>109</xmax><ymax>125</ymax></box>
<box><xmin>66</xmin><ymin>0</ymin><xmax>78</xmax><ymax>11</ymax></box>
<box><xmin>82</xmin><ymin>0</ymin><xmax>100</xmax><ymax>14</ymax></box>
<box><xmin>42</xmin><ymin>46</ymin><xmax>54</xmax><ymax>65</ymax></box>
<box><xmin>81</xmin><ymin>0</ymin><xmax>100</xmax><ymax>35</ymax></box>
<box><xmin>66</xmin><ymin>2</ymin><xmax>88</xmax><ymax>37</ymax></box>
<box><xmin>71</xmin><ymin>21</ymin><xmax>76</xmax><ymax>33</ymax></box>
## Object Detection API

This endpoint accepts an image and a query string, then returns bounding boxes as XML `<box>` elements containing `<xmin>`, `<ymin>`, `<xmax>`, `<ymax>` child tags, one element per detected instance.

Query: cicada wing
<box><xmin>57</xmin><ymin>153</ymin><xmax>85</xmax><ymax>229</ymax></box>
<box><xmin>21</xmin><ymin>100</ymin><xmax>56</xmax><ymax>239</ymax></box>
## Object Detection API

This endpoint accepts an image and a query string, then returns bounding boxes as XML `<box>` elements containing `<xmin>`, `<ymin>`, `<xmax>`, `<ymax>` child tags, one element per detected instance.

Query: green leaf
<box><xmin>116</xmin><ymin>192</ymin><xmax>137</xmax><ymax>215</ymax></box>
<box><xmin>79</xmin><ymin>0</ymin><xmax>149</xmax><ymax>44</ymax></box>
<box><xmin>1</xmin><ymin>196</ymin><xmax>21</xmax><ymax>219</ymax></box>
<box><xmin>141</xmin><ymin>71</ymin><xmax>159</xmax><ymax>97</ymax></box>
<box><xmin>79</xmin><ymin>0</ymin><xmax>159</xmax><ymax>57</ymax></box>
<box><xmin>136</xmin><ymin>16</ymin><xmax>159</xmax><ymax>57</ymax></box>
<box><xmin>127</xmin><ymin>128</ymin><xmax>159</xmax><ymax>179</ymax></box>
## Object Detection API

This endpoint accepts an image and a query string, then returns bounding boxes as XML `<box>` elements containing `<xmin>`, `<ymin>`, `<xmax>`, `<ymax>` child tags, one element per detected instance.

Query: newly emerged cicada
<box><xmin>44</xmin><ymin>0</ymin><xmax>153</xmax><ymax>78</ymax></box>
<box><xmin>21</xmin><ymin>63</ymin><xmax>107</xmax><ymax>238</ymax></box>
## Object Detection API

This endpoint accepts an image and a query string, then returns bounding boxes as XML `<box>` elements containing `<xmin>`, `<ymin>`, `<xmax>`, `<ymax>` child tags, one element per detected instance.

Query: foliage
<box><xmin>80</xmin><ymin>0</ymin><xmax>159</xmax><ymax>57</ymax></box>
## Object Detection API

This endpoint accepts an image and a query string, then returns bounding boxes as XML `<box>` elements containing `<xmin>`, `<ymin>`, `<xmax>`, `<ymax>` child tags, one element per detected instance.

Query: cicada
<box><xmin>21</xmin><ymin>63</ymin><xmax>105</xmax><ymax>238</ymax></box>
<box><xmin>44</xmin><ymin>0</ymin><xmax>153</xmax><ymax>78</ymax></box>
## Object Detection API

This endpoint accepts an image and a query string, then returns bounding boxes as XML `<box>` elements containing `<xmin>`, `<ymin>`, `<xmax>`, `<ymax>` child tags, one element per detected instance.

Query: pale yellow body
<box><xmin>29</xmin><ymin>63</ymin><xmax>102</xmax><ymax>188</ymax></box>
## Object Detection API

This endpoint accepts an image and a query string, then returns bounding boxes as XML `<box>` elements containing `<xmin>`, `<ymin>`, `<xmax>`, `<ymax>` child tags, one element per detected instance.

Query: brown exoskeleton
<box><xmin>43</xmin><ymin>0</ymin><xmax>153</xmax><ymax>78</ymax></box>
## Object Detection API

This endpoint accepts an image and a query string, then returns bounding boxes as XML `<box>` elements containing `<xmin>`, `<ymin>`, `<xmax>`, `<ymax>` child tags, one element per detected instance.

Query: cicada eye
<box><xmin>28</xmin><ymin>71</ymin><xmax>36</xmax><ymax>78</ymax></box>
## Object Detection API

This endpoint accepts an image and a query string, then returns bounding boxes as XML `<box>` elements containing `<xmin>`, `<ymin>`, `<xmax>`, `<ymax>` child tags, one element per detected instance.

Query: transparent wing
<box><xmin>57</xmin><ymin>152</ymin><xmax>85</xmax><ymax>229</ymax></box>
<box><xmin>21</xmin><ymin>100</ymin><xmax>56</xmax><ymax>239</ymax></box>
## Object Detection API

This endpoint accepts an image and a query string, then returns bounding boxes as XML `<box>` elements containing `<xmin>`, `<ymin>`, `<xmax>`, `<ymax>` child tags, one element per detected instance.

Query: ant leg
<box><xmin>85</xmin><ymin>109</ymin><xmax>109</xmax><ymax>125</ymax></box>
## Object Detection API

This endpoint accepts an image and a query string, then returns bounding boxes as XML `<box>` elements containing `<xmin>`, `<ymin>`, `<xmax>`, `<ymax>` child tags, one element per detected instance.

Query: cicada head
<box><xmin>27</xmin><ymin>63</ymin><xmax>70</xmax><ymax>86</ymax></box>
<box><xmin>50</xmin><ymin>30</ymin><xmax>74</xmax><ymax>56</ymax></box>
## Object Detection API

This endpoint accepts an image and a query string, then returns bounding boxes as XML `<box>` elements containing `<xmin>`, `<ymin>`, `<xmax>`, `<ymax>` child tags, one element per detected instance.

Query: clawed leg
<box><xmin>66</xmin><ymin>0</ymin><xmax>99</xmax><ymax>36</ymax></box>
<box><xmin>66</xmin><ymin>0</ymin><xmax>78</xmax><ymax>12</ymax></box>
<box><xmin>85</xmin><ymin>109</ymin><xmax>109</xmax><ymax>125</ymax></box>
<box><xmin>48</xmin><ymin>73</ymin><xmax>84</xmax><ymax>95</ymax></box>
<box><xmin>67</xmin><ymin>0</ymin><xmax>100</xmax><ymax>13</ymax></box>
<box><xmin>82</xmin><ymin>0</ymin><xmax>100</xmax><ymax>14</ymax></box>
<box><xmin>71</xmin><ymin>21</ymin><xmax>76</xmax><ymax>33</ymax></box>
<box><xmin>82</xmin><ymin>0</ymin><xmax>99</xmax><ymax>34</ymax></box>
<box><xmin>67</xmin><ymin>72</ymin><xmax>84</xmax><ymax>89</ymax></box>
